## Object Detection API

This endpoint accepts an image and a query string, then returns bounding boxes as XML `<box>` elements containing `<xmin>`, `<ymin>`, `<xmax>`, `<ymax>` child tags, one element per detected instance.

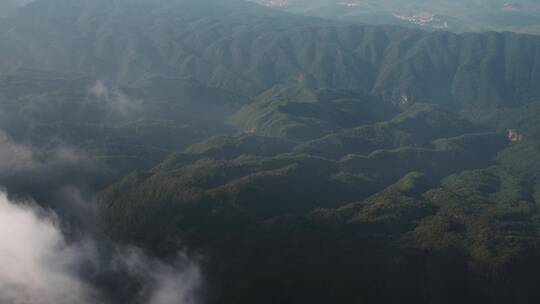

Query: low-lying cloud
<box><xmin>0</xmin><ymin>76</ymin><xmax>203</xmax><ymax>304</ymax></box>
<box><xmin>88</xmin><ymin>80</ymin><xmax>141</xmax><ymax>118</ymax></box>
<box><xmin>0</xmin><ymin>191</ymin><xmax>202</xmax><ymax>304</ymax></box>
<box><xmin>112</xmin><ymin>249</ymin><xmax>202</xmax><ymax>304</ymax></box>
<box><xmin>0</xmin><ymin>192</ymin><xmax>99</xmax><ymax>304</ymax></box>
<box><xmin>0</xmin><ymin>130</ymin><xmax>37</xmax><ymax>172</ymax></box>
<box><xmin>0</xmin><ymin>130</ymin><xmax>83</xmax><ymax>173</ymax></box>
<box><xmin>0</xmin><ymin>130</ymin><xmax>106</xmax><ymax>221</ymax></box>
<box><xmin>0</xmin><ymin>127</ymin><xmax>201</xmax><ymax>304</ymax></box>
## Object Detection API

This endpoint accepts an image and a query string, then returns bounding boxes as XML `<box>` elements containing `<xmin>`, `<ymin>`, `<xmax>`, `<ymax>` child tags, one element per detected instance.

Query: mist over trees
<box><xmin>1</xmin><ymin>0</ymin><xmax>540</xmax><ymax>304</ymax></box>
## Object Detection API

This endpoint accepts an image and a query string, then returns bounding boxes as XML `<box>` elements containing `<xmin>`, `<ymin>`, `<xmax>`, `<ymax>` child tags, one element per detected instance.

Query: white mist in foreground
<box><xmin>0</xmin><ymin>191</ymin><xmax>201</xmax><ymax>304</ymax></box>
<box><xmin>0</xmin><ymin>191</ymin><xmax>98</xmax><ymax>304</ymax></box>
<box><xmin>119</xmin><ymin>249</ymin><xmax>202</xmax><ymax>304</ymax></box>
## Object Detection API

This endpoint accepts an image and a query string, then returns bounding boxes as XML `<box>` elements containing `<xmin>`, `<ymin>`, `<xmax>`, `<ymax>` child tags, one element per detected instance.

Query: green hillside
<box><xmin>2</xmin><ymin>0</ymin><xmax>540</xmax><ymax>107</ymax></box>
<box><xmin>2</xmin><ymin>1</ymin><xmax>540</xmax><ymax>304</ymax></box>
<box><xmin>98</xmin><ymin>94</ymin><xmax>536</xmax><ymax>303</ymax></box>
<box><xmin>230</xmin><ymin>86</ymin><xmax>396</xmax><ymax>140</ymax></box>
<box><xmin>0</xmin><ymin>69</ymin><xmax>244</xmax><ymax>171</ymax></box>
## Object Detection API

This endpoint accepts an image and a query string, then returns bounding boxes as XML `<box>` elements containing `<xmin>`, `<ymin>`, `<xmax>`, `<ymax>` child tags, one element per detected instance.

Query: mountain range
<box><xmin>2</xmin><ymin>1</ymin><xmax>540</xmax><ymax>303</ymax></box>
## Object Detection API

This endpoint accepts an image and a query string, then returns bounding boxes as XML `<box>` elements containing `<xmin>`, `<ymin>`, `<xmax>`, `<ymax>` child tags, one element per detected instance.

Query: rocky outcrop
<box><xmin>507</xmin><ymin>129</ymin><xmax>524</xmax><ymax>143</ymax></box>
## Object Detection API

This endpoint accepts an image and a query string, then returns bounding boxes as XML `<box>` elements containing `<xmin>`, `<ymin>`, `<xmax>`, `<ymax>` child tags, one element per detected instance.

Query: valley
<box><xmin>1</xmin><ymin>1</ymin><xmax>540</xmax><ymax>303</ymax></box>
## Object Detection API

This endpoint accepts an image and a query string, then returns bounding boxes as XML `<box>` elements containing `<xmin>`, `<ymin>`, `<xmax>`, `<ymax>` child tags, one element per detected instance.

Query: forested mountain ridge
<box><xmin>2</xmin><ymin>0</ymin><xmax>540</xmax><ymax>107</ymax></box>
<box><xmin>99</xmin><ymin>98</ymin><xmax>538</xmax><ymax>303</ymax></box>
<box><xmin>2</xmin><ymin>1</ymin><xmax>540</xmax><ymax>304</ymax></box>
<box><xmin>0</xmin><ymin>68</ymin><xmax>244</xmax><ymax>173</ymax></box>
